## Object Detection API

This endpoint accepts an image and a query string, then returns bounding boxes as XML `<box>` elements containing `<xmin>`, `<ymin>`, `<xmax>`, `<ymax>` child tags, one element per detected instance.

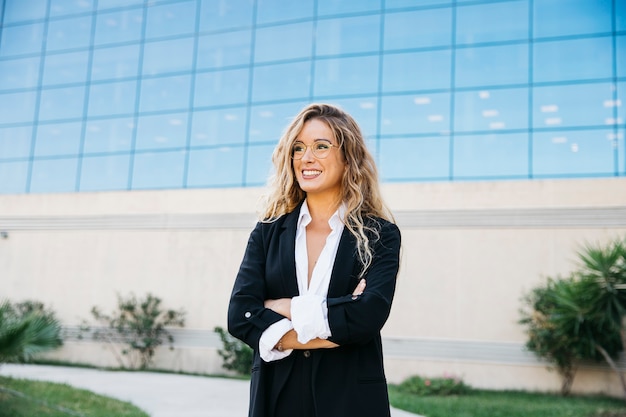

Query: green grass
<box><xmin>0</xmin><ymin>375</ymin><xmax>149</xmax><ymax>417</ymax></box>
<box><xmin>389</xmin><ymin>386</ymin><xmax>626</xmax><ymax>417</ymax></box>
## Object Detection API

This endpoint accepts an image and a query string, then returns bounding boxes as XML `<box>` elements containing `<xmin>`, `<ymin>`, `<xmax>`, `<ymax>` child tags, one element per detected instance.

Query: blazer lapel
<box><xmin>278</xmin><ymin>206</ymin><xmax>300</xmax><ymax>298</ymax></box>
<box><xmin>327</xmin><ymin>227</ymin><xmax>358</xmax><ymax>298</ymax></box>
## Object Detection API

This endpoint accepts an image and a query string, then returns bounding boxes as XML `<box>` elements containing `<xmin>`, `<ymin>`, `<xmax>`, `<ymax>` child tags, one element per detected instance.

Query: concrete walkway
<box><xmin>0</xmin><ymin>364</ymin><xmax>421</xmax><ymax>417</ymax></box>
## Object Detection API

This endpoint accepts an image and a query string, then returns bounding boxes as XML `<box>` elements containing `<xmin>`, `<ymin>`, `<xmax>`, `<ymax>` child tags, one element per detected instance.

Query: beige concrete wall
<box><xmin>1</xmin><ymin>178</ymin><xmax>625</xmax><ymax>397</ymax></box>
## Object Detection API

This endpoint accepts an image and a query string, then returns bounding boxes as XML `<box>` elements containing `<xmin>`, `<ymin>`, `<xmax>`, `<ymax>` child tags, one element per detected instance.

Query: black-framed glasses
<box><xmin>291</xmin><ymin>141</ymin><xmax>339</xmax><ymax>160</ymax></box>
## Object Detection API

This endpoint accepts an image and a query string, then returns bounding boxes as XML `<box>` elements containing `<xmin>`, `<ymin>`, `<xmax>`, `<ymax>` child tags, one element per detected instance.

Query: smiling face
<box><xmin>292</xmin><ymin>118</ymin><xmax>346</xmax><ymax>201</ymax></box>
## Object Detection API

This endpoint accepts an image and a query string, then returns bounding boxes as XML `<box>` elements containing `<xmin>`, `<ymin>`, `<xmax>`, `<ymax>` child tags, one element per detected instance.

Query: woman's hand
<box><xmin>352</xmin><ymin>278</ymin><xmax>366</xmax><ymax>296</ymax></box>
<box><xmin>264</xmin><ymin>298</ymin><xmax>292</xmax><ymax>319</ymax></box>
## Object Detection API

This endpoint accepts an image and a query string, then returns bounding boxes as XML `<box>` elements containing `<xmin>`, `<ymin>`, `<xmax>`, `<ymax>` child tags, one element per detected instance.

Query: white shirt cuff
<box><xmin>259</xmin><ymin>318</ymin><xmax>294</xmax><ymax>362</ymax></box>
<box><xmin>291</xmin><ymin>294</ymin><xmax>331</xmax><ymax>344</ymax></box>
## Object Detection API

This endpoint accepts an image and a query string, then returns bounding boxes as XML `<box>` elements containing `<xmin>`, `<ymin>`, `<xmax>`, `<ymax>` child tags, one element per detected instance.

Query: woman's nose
<box><xmin>301</xmin><ymin>146</ymin><xmax>315</xmax><ymax>161</ymax></box>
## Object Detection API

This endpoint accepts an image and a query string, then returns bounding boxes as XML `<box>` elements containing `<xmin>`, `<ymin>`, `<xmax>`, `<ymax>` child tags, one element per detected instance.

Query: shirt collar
<box><xmin>298</xmin><ymin>200</ymin><xmax>346</xmax><ymax>232</ymax></box>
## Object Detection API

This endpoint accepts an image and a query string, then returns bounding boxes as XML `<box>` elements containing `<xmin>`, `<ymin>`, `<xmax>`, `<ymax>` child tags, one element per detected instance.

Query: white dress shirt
<box><xmin>258</xmin><ymin>201</ymin><xmax>345</xmax><ymax>362</ymax></box>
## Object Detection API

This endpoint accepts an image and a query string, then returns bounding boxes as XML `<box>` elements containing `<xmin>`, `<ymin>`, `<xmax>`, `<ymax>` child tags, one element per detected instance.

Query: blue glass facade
<box><xmin>0</xmin><ymin>0</ymin><xmax>624</xmax><ymax>193</ymax></box>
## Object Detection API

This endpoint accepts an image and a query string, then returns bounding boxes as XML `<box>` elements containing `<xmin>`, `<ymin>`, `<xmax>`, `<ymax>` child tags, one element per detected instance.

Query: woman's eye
<box><xmin>315</xmin><ymin>143</ymin><xmax>330</xmax><ymax>150</ymax></box>
<box><xmin>293</xmin><ymin>144</ymin><xmax>305</xmax><ymax>152</ymax></box>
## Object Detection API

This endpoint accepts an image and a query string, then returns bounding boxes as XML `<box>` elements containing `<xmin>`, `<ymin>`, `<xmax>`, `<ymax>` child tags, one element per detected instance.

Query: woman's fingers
<box><xmin>352</xmin><ymin>278</ymin><xmax>366</xmax><ymax>296</ymax></box>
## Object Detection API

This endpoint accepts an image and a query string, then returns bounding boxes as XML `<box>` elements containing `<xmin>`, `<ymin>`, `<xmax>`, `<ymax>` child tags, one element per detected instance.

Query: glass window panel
<box><xmin>618</xmin><ymin>0</ymin><xmax>626</xmax><ymax>32</ymax></box>
<box><xmin>46</xmin><ymin>15</ymin><xmax>92</xmax><ymax>52</ymax></box>
<box><xmin>34</xmin><ymin>122</ymin><xmax>82</xmax><ymax>157</ymax></box>
<box><xmin>324</xmin><ymin>97</ymin><xmax>378</xmax><ymax>139</ymax></box>
<box><xmin>617</xmin><ymin>82</ymin><xmax>626</xmax><ymax>126</ymax></box>
<box><xmin>42</xmin><ymin>51</ymin><xmax>89</xmax><ymax>86</ymax></box>
<box><xmin>135</xmin><ymin>113</ymin><xmax>188</xmax><ymax>150</ymax></box>
<box><xmin>80</xmin><ymin>154</ymin><xmax>130</xmax><ymax>191</ymax></box>
<box><xmin>314</xmin><ymin>55</ymin><xmax>379</xmax><ymax>97</ymax></box>
<box><xmin>455</xmin><ymin>44</ymin><xmax>528</xmax><ymax>88</ymax></box>
<box><xmin>91</xmin><ymin>44</ymin><xmax>140</xmax><ymax>81</ymax></box>
<box><xmin>245</xmin><ymin>143</ymin><xmax>275</xmax><ymax>186</ymax></box>
<box><xmin>379</xmin><ymin>136</ymin><xmax>450</xmax><ymax>180</ymax></box>
<box><xmin>38</xmin><ymin>86</ymin><xmax>86</xmax><ymax>121</ymax></box>
<box><xmin>618</xmin><ymin>129</ymin><xmax>625</xmax><ymax>175</ymax></box>
<box><xmin>94</xmin><ymin>8</ymin><xmax>144</xmax><ymax>46</ymax></box>
<box><xmin>0</xmin><ymin>91</ymin><xmax>37</xmax><ymax>124</ymax></box>
<box><xmin>317</xmin><ymin>0</ymin><xmax>381</xmax><ymax>16</ymax></box>
<box><xmin>315</xmin><ymin>15</ymin><xmax>380</xmax><ymax>56</ymax></box>
<box><xmin>3</xmin><ymin>0</ymin><xmax>48</xmax><ymax>23</ymax></box>
<box><xmin>383</xmin><ymin>50</ymin><xmax>451</xmax><ymax>92</ymax></box>
<box><xmin>84</xmin><ymin>117</ymin><xmax>134</xmax><ymax>153</ymax></box>
<box><xmin>0</xmin><ymin>126</ymin><xmax>32</xmax><ymax>159</ymax></box>
<box><xmin>533</xmin><ymin>0</ymin><xmax>612</xmax><ymax>38</ymax></box>
<box><xmin>533</xmin><ymin>83</ymin><xmax>615</xmax><ymax>129</ymax></box>
<box><xmin>139</xmin><ymin>74</ymin><xmax>191</xmax><ymax>113</ymax></box>
<box><xmin>30</xmin><ymin>157</ymin><xmax>79</xmax><ymax>193</ymax></box>
<box><xmin>252</xmin><ymin>61</ymin><xmax>310</xmax><ymax>102</ymax></box>
<box><xmin>248</xmin><ymin>101</ymin><xmax>308</xmax><ymax>143</ymax></box>
<box><xmin>196</xmin><ymin>30</ymin><xmax>251</xmax><ymax>70</ymax></box>
<box><xmin>454</xmin><ymin>88</ymin><xmax>528</xmax><ymax>132</ymax></box>
<box><xmin>256</xmin><ymin>0</ymin><xmax>314</xmax><ymax>24</ymax></box>
<box><xmin>454</xmin><ymin>132</ymin><xmax>528</xmax><ymax>178</ymax></box>
<box><xmin>254</xmin><ymin>22</ymin><xmax>313</xmax><ymax>63</ymax></box>
<box><xmin>187</xmin><ymin>146</ymin><xmax>244</xmax><ymax>187</ymax></box>
<box><xmin>0</xmin><ymin>56</ymin><xmax>41</xmax><ymax>90</ymax></box>
<box><xmin>617</xmin><ymin>36</ymin><xmax>626</xmax><ymax>79</ymax></box>
<box><xmin>0</xmin><ymin>161</ymin><xmax>29</xmax><ymax>193</ymax></box>
<box><xmin>190</xmin><ymin>107</ymin><xmax>247</xmax><ymax>147</ymax></box>
<box><xmin>0</xmin><ymin>23</ymin><xmax>45</xmax><ymax>57</ymax></box>
<box><xmin>534</xmin><ymin>37</ymin><xmax>612</xmax><ymax>83</ymax></box>
<box><xmin>49</xmin><ymin>0</ymin><xmax>95</xmax><ymax>17</ymax></box>
<box><xmin>88</xmin><ymin>80</ymin><xmax>137</xmax><ymax>117</ymax></box>
<box><xmin>385</xmin><ymin>0</ymin><xmax>452</xmax><ymax>8</ymax></box>
<box><xmin>199</xmin><ymin>0</ymin><xmax>254</xmax><ymax>32</ymax></box>
<box><xmin>380</xmin><ymin>93</ymin><xmax>450</xmax><ymax>135</ymax></box>
<box><xmin>456</xmin><ymin>1</ymin><xmax>528</xmax><ymax>45</ymax></box>
<box><xmin>97</xmin><ymin>0</ymin><xmax>144</xmax><ymax>10</ymax></box>
<box><xmin>142</xmin><ymin>38</ymin><xmax>195</xmax><ymax>75</ymax></box>
<box><xmin>131</xmin><ymin>150</ymin><xmax>185</xmax><ymax>189</ymax></box>
<box><xmin>384</xmin><ymin>8</ymin><xmax>452</xmax><ymax>50</ymax></box>
<box><xmin>533</xmin><ymin>129</ymin><xmax>615</xmax><ymax>176</ymax></box>
<box><xmin>194</xmin><ymin>69</ymin><xmax>249</xmax><ymax>107</ymax></box>
<box><xmin>145</xmin><ymin>1</ymin><xmax>196</xmax><ymax>39</ymax></box>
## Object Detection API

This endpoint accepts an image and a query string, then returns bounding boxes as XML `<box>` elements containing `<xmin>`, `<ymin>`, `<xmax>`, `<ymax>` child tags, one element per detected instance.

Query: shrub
<box><xmin>214</xmin><ymin>326</ymin><xmax>253</xmax><ymax>376</ymax></box>
<box><xmin>397</xmin><ymin>374</ymin><xmax>470</xmax><ymax>396</ymax></box>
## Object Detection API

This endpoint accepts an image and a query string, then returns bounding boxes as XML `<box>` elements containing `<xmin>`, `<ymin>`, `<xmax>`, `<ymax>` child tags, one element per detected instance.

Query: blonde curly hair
<box><xmin>260</xmin><ymin>103</ymin><xmax>394</xmax><ymax>276</ymax></box>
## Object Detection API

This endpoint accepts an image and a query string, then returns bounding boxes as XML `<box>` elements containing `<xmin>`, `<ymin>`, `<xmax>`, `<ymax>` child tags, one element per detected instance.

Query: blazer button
<box><xmin>303</xmin><ymin>350</ymin><xmax>311</xmax><ymax>358</ymax></box>
<box><xmin>244</xmin><ymin>312</ymin><xmax>251</xmax><ymax>319</ymax></box>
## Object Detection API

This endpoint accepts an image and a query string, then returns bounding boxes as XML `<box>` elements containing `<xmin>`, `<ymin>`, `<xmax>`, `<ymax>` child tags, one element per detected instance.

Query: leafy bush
<box><xmin>396</xmin><ymin>374</ymin><xmax>470</xmax><ymax>396</ymax></box>
<box><xmin>214</xmin><ymin>326</ymin><xmax>252</xmax><ymax>376</ymax></box>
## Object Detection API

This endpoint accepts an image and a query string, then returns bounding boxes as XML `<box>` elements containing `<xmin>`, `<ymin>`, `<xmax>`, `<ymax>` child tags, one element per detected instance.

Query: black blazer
<box><xmin>227</xmin><ymin>205</ymin><xmax>401</xmax><ymax>417</ymax></box>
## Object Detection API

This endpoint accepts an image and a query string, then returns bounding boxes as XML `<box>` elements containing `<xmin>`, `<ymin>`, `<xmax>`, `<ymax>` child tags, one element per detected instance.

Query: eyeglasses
<box><xmin>291</xmin><ymin>141</ymin><xmax>339</xmax><ymax>160</ymax></box>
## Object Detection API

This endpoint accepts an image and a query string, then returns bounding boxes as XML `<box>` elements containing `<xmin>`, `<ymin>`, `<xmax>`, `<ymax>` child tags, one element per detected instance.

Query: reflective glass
<box><xmin>139</xmin><ymin>74</ymin><xmax>191</xmax><ymax>113</ymax></box>
<box><xmin>618</xmin><ymin>0</ymin><xmax>626</xmax><ymax>32</ymax></box>
<box><xmin>194</xmin><ymin>69</ymin><xmax>249</xmax><ymax>107</ymax></box>
<box><xmin>384</xmin><ymin>8</ymin><xmax>452</xmax><ymax>50</ymax></box>
<box><xmin>38</xmin><ymin>86</ymin><xmax>86</xmax><ymax>121</ymax></box>
<box><xmin>34</xmin><ymin>122</ymin><xmax>82</xmax><ymax>156</ymax></box>
<box><xmin>454</xmin><ymin>88</ymin><xmax>527</xmax><ymax>132</ymax></box>
<box><xmin>88</xmin><ymin>80</ymin><xmax>137</xmax><ymax>117</ymax></box>
<box><xmin>379</xmin><ymin>136</ymin><xmax>450</xmax><ymax>181</ymax></box>
<box><xmin>190</xmin><ymin>107</ymin><xmax>247</xmax><ymax>146</ymax></box>
<box><xmin>199</xmin><ymin>0</ymin><xmax>254</xmax><ymax>32</ymax></box>
<box><xmin>383</xmin><ymin>50</ymin><xmax>451</xmax><ymax>92</ymax></box>
<box><xmin>618</xmin><ymin>36</ymin><xmax>626</xmax><ymax>78</ymax></box>
<box><xmin>533</xmin><ymin>37</ymin><xmax>612</xmax><ymax>83</ymax></box>
<box><xmin>84</xmin><ymin>117</ymin><xmax>134</xmax><ymax>153</ymax></box>
<box><xmin>94</xmin><ymin>8</ymin><xmax>144</xmax><ymax>46</ymax></box>
<box><xmin>385</xmin><ymin>0</ymin><xmax>452</xmax><ymax>8</ymax></box>
<box><xmin>145</xmin><ymin>1</ymin><xmax>196</xmax><ymax>39</ymax></box>
<box><xmin>91</xmin><ymin>44</ymin><xmax>140</xmax><ymax>81</ymax></box>
<box><xmin>454</xmin><ymin>132</ymin><xmax>528</xmax><ymax>178</ymax></box>
<box><xmin>187</xmin><ymin>146</ymin><xmax>245</xmax><ymax>187</ymax></box>
<box><xmin>314</xmin><ymin>55</ymin><xmax>379</xmax><ymax>97</ymax></box>
<box><xmin>0</xmin><ymin>161</ymin><xmax>29</xmax><ymax>193</ymax></box>
<box><xmin>97</xmin><ymin>0</ymin><xmax>144</xmax><ymax>10</ymax></box>
<box><xmin>618</xmin><ymin>82</ymin><xmax>626</xmax><ymax>126</ymax></box>
<box><xmin>252</xmin><ymin>61</ymin><xmax>310</xmax><ymax>102</ymax></box>
<box><xmin>46</xmin><ymin>15</ymin><xmax>92</xmax><ymax>52</ymax></box>
<box><xmin>325</xmin><ymin>97</ymin><xmax>378</xmax><ymax>139</ymax></box>
<box><xmin>256</xmin><ymin>0</ymin><xmax>314</xmax><ymax>24</ymax></box>
<box><xmin>30</xmin><ymin>157</ymin><xmax>79</xmax><ymax>193</ymax></box>
<box><xmin>455</xmin><ymin>44</ymin><xmax>528</xmax><ymax>88</ymax></box>
<box><xmin>0</xmin><ymin>126</ymin><xmax>32</xmax><ymax>159</ymax></box>
<box><xmin>248</xmin><ymin>101</ymin><xmax>307</xmax><ymax>143</ymax></box>
<box><xmin>135</xmin><ymin>113</ymin><xmax>188</xmax><ymax>150</ymax></box>
<box><xmin>254</xmin><ymin>22</ymin><xmax>313</xmax><ymax>63</ymax></box>
<box><xmin>619</xmin><ymin>129</ymin><xmax>625</xmax><ymax>175</ymax></box>
<box><xmin>49</xmin><ymin>0</ymin><xmax>95</xmax><ymax>17</ymax></box>
<box><xmin>196</xmin><ymin>30</ymin><xmax>251</xmax><ymax>70</ymax></box>
<box><xmin>131</xmin><ymin>150</ymin><xmax>186</xmax><ymax>189</ymax></box>
<box><xmin>0</xmin><ymin>56</ymin><xmax>41</xmax><ymax>90</ymax></box>
<box><xmin>0</xmin><ymin>23</ymin><xmax>45</xmax><ymax>57</ymax></box>
<box><xmin>0</xmin><ymin>91</ymin><xmax>37</xmax><ymax>124</ymax></box>
<box><xmin>317</xmin><ymin>0</ymin><xmax>381</xmax><ymax>16</ymax></box>
<box><xmin>245</xmin><ymin>143</ymin><xmax>275</xmax><ymax>186</ymax></box>
<box><xmin>456</xmin><ymin>1</ymin><xmax>528</xmax><ymax>45</ymax></box>
<box><xmin>142</xmin><ymin>38</ymin><xmax>195</xmax><ymax>75</ymax></box>
<box><xmin>3</xmin><ymin>0</ymin><xmax>48</xmax><ymax>23</ymax></box>
<box><xmin>80</xmin><ymin>154</ymin><xmax>131</xmax><ymax>191</ymax></box>
<box><xmin>533</xmin><ymin>83</ymin><xmax>615</xmax><ymax>129</ymax></box>
<box><xmin>533</xmin><ymin>129</ymin><xmax>615</xmax><ymax>176</ymax></box>
<box><xmin>42</xmin><ymin>51</ymin><xmax>89</xmax><ymax>86</ymax></box>
<box><xmin>533</xmin><ymin>0</ymin><xmax>612</xmax><ymax>38</ymax></box>
<box><xmin>315</xmin><ymin>15</ymin><xmax>381</xmax><ymax>56</ymax></box>
<box><xmin>380</xmin><ymin>93</ymin><xmax>450</xmax><ymax>136</ymax></box>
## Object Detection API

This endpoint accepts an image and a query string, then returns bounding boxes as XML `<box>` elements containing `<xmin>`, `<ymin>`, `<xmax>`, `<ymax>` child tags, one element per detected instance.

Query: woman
<box><xmin>228</xmin><ymin>103</ymin><xmax>401</xmax><ymax>417</ymax></box>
